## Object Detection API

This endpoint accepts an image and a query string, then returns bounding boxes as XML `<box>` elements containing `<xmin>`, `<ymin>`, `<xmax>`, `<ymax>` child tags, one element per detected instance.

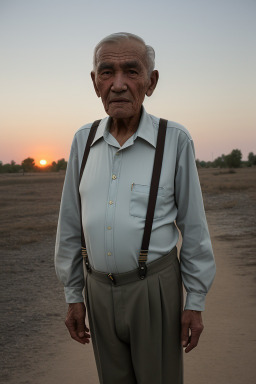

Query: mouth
<box><xmin>109</xmin><ymin>98</ymin><xmax>130</xmax><ymax>104</ymax></box>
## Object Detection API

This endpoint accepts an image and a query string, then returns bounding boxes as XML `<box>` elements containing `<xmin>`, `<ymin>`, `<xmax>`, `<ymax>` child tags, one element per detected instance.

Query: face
<box><xmin>91</xmin><ymin>40</ymin><xmax>158</xmax><ymax>120</ymax></box>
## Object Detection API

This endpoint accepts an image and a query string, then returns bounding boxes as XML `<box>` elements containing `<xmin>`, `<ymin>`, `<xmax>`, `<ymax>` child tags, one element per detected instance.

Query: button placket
<box><xmin>105</xmin><ymin>150</ymin><xmax>122</xmax><ymax>272</ymax></box>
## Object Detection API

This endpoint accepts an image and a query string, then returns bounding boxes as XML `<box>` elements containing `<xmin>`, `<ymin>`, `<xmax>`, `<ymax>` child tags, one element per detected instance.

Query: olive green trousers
<box><xmin>85</xmin><ymin>248</ymin><xmax>183</xmax><ymax>384</ymax></box>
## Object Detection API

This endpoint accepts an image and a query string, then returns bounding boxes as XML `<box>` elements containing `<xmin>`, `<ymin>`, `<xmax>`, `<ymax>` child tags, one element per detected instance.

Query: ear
<box><xmin>91</xmin><ymin>72</ymin><xmax>101</xmax><ymax>97</ymax></box>
<box><xmin>146</xmin><ymin>70</ymin><xmax>159</xmax><ymax>97</ymax></box>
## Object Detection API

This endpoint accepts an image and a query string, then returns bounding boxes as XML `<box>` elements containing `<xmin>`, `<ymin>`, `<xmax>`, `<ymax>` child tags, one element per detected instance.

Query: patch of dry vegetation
<box><xmin>0</xmin><ymin>173</ymin><xmax>65</xmax><ymax>248</ymax></box>
<box><xmin>198</xmin><ymin>167</ymin><xmax>256</xmax><ymax>197</ymax></box>
<box><xmin>198</xmin><ymin>168</ymin><xmax>256</xmax><ymax>269</ymax></box>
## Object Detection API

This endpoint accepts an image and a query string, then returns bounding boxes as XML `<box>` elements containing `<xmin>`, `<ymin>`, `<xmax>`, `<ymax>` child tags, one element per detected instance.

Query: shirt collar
<box><xmin>134</xmin><ymin>106</ymin><xmax>157</xmax><ymax>148</ymax></box>
<box><xmin>91</xmin><ymin>117</ymin><xmax>109</xmax><ymax>146</ymax></box>
<box><xmin>91</xmin><ymin>106</ymin><xmax>157</xmax><ymax>148</ymax></box>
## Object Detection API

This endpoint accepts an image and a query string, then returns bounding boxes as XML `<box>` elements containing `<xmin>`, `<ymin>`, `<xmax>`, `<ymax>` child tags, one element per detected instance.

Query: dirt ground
<box><xmin>0</xmin><ymin>168</ymin><xmax>255</xmax><ymax>384</ymax></box>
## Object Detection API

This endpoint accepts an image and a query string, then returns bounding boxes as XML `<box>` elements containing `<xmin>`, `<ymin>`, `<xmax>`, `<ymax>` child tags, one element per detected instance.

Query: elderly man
<box><xmin>55</xmin><ymin>32</ymin><xmax>216</xmax><ymax>384</ymax></box>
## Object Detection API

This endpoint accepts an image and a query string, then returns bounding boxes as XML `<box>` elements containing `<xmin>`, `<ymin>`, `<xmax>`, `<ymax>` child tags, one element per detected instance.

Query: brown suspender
<box><xmin>138</xmin><ymin>118</ymin><xmax>167</xmax><ymax>278</ymax></box>
<box><xmin>79</xmin><ymin>118</ymin><xmax>168</xmax><ymax>280</ymax></box>
<box><xmin>79</xmin><ymin>119</ymin><xmax>102</xmax><ymax>184</ymax></box>
<box><xmin>79</xmin><ymin>119</ymin><xmax>101</xmax><ymax>272</ymax></box>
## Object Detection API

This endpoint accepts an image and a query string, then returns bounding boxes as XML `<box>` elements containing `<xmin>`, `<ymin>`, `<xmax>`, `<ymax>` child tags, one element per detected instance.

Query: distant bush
<box><xmin>51</xmin><ymin>158</ymin><xmax>67</xmax><ymax>172</ymax></box>
<box><xmin>248</xmin><ymin>152</ymin><xmax>256</xmax><ymax>167</ymax></box>
<box><xmin>22</xmin><ymin>157</ymin><xmax>35</xmax><ymax>173</ymax></box>
<box><xmin>197</xmin><ymin>148</ymin><xmax>251</xmax><ymax>169</ymax></box>
<box><xmin>225</xmin><ymin>149</ymin><xmax>242</xmax><ymax>168</ymax></box>
<box><xmin>0</xmin><ymin>160</ymin><xmax>22</xmax><ymax>173</ymax></box>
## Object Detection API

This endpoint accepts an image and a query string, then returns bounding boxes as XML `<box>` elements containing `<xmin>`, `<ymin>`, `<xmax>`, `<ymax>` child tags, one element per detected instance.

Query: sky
<box><xmin>0</xmin><ymin>0</ymin><xmax>255</xmax><ymax>165</ymax></box>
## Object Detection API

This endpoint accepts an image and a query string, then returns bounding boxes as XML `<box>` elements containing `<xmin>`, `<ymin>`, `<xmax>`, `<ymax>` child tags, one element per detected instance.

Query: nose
<box><xmin>111</xmin><ymin>73</ymin><xmax>127</xmax><ymax>92</ymax></box>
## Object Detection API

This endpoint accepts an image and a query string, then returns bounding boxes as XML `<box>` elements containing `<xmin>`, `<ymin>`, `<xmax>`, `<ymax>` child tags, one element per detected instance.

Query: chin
<box><xmin>109</xmin><ymin>112</ymin><xmax>133</xmax><ymax>119</ymax></box>
<box><xmin>106</xmin><ymin>105</ymin><xmax>138</xmax><ymax>120</ymax></box>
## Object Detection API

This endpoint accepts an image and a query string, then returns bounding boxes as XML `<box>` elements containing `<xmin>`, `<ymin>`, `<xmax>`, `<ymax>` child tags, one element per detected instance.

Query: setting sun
<box><xmin>39</xmin><ymin>159</ymin><xmax>47</xmax><ymax>166</ymax></box>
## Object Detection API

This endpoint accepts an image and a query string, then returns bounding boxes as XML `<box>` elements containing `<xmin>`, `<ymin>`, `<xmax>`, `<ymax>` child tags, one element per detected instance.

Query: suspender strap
<box><xmin>79</xmin><ymin>119</ymin><xmax>101</xmax><ymax>271</ymax></box>
<box><xmin>138</xmin><ymin>118</ymin><xmax>168</xmax><ymax>279</ymax></box>
<box><xmin>79</xmin><ymin>120</ymin><xmax>101</xmax><ymax>184</ymax></box>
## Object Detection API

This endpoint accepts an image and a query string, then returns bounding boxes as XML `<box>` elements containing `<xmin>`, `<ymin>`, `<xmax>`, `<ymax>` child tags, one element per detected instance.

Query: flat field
<box><xmin>1</xmin><ymin>168</ymin><xmax>255</xmax><ymax>250</ymax></box>
<box><xmin>0</xmin><ymin>168</ymin><xmax>256</xmax><ymax>384</ymax></box>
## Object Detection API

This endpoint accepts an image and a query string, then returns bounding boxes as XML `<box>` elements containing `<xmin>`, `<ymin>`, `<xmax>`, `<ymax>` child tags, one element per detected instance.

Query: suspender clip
<box><xmin>85</xmin><ymin>260</ymin><xmax>91</xmax><ymax>273</ymax></box>
<box><xmin>138</xmin><ymin>262</ymin><xmax>147</xmax><ymax>280</ymax></box>
<box><xmin>82</xmin><ymin>247</ymin><xmax>91</xmax><ymax>273</ymax></box>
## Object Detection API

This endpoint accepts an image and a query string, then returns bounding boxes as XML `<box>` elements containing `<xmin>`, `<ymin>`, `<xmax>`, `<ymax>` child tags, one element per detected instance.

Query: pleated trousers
<box><xmin>84</xmin><ymin>248</ymin><xmax>183</xmax><ymax>384</ymax></box>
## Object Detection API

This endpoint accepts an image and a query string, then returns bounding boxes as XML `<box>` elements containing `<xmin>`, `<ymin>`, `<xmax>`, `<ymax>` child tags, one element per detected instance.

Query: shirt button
<box><xmin>109</xmin><ymin>200</ymin><xmax>113</xmax><ymax>205</ymax></box>
<box><xmin>107</xmin><ymin>252</ymin><xmax>112</xmax><ymax>256</ymax></box>
<box><xmin>107</xmin><ymin>226</ymin><xmax>112</xmax><ymax>230</ymax></box>
<box><xmin>112</xmin><ymin>174</ymin><xmax>117</xmax><ymax>180</ymax></box>
<box><xmin>115</xmin><ymin>152</ymin><xmax>119</xmax><ymax>156</ymax></box>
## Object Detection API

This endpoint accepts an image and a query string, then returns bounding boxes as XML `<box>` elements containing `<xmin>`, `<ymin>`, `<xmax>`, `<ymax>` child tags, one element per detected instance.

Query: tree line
<box><xmin>0</xmin><ymin>149</ymin><xmax>256</xmax><ymax>174</ymax></box>
<box><xmin>0</xmin><ymin>157</ymin><xmax>67</xmax><ymax>173</ymax></box>
<box><xmin>197</xmin><ymin>149</ymin><xmax>256</xmax><ymax>168</ymax></box>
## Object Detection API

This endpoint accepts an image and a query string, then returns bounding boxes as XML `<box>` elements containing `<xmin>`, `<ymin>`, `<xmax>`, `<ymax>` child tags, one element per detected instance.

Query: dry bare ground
<box><xmin>0</xmin><ymin>168</ymin><xmax>256</xmax><ymax>383</ymax></box>
<box><xmin>199</xmin><ymin>168</ymin><xmax>256</xmax><ymax>272</ymax></box>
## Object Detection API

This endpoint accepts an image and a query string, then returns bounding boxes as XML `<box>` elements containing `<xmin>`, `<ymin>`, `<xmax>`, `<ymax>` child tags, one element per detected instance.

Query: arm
<box><xmin>175</xmin><ymin>138</ymin><xmax>216</xmax><ymax>351</ymax></box>
<box><xmin>55</xmin><ymin>136</ymin><xmax>90</xmax><ymax>343</ymax></box>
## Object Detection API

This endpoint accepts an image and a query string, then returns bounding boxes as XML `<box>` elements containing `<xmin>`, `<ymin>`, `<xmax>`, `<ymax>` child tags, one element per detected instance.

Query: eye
<box><xmin>99</xmin><ymin>70</ymin><xmax>113</xmax><ymax>79</ymax></box>
<box><xmin>128</xmin><ymin>70</ymin><xmax>138</xmax><ymax>75</ymax></box>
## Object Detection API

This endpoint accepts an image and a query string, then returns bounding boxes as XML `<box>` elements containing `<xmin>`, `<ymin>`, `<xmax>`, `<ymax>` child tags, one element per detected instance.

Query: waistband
<box><xmin>86</xmin><ymin>247</ymin><xmax>177</xmax><ymax>286</ymax></box>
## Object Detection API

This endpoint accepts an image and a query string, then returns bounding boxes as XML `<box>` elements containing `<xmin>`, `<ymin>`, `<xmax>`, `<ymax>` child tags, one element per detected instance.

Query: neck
<box><xmin>109</xmin><ymin>110</ymin><xmax>142</xmax><ymax>146</ymax></box>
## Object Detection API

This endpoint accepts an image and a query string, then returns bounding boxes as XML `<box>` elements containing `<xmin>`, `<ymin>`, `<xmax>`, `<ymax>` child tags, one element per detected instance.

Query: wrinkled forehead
<box><xmin>95</xmin><ymin>40</ymin><xmax>148</xmax><ymax>69</ymax></box>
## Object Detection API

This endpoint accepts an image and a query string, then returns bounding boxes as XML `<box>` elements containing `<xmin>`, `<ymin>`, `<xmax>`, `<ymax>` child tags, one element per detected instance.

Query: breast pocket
<box><xmin>129</xmin><ymin>183</ymin><xmax>166</xmax><ymax>219</ymax></box>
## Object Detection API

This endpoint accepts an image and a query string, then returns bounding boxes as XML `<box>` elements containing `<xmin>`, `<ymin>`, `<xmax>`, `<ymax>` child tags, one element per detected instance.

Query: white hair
<box><xmin>93</xmin><ymin>32</ymin><xmax>155</xmax><ymax>75</ymax></box>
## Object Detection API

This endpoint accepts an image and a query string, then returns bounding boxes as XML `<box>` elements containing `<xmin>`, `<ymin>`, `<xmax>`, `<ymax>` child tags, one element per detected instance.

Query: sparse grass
<box><xmin>220</xmin><ymin>200</ymin><xmax>238</xmax><ymax>209</ymax></box>
<box><xmin>216</xmin><ymin>232</ymin><xmax>255</xmax><ymax>242</ymax></box>
<box><xmin>198</xmin><ymin>167</ymin><xmax>256</xmax><ymax>197</ymax></box>
<box><xmin>199</xmin><ymin>168</ymin><xmax>256</xmax><ymax>258</ymax></box>
<box><xmin>204</xmin><ymin>199</ymin><xmax>239</xmax><ymax>211</ymax></box>
<box><xmin>212</xmin><ymin>169</ymin><xmax>237</xmax><ymax>175</ymax></box>
<box><xmin>0</xmin><ymin>172</ymin><xmax>65</xmax><ymax>186</ymax></box>
<box><xmin>0</xmin><ymin>173</ymin><xmax>65</xmax><ymax>248</ymax></box>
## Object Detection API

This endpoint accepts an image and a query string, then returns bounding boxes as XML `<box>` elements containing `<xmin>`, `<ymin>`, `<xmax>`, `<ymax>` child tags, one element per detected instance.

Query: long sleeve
<box><xmin>175</xmin><ymin>138</ymin><xmax>216</xmax><ymax>311</ymax></box>
<box><xmin>54</xmin><ymin>138</ymin><xmax>84</xmax><ymax>303</ymax></box>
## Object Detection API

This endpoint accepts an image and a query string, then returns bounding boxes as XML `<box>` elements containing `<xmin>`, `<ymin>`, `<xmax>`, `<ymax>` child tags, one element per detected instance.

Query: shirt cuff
<box><xmin>64</xmin><ymin>286</ymin><xmax>84</xmax><ymax>303</ymax></box>
<box><xmin>184</xmin><ymin>292</ymin><xmax>206</xmax><ymax>311</ymax></box>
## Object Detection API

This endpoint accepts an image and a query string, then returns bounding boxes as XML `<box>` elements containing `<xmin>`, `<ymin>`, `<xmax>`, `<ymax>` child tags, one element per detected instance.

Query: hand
<box><xmin>181</xmin><ymin>310</ymin><xmax>204</xmax><ymax>353</ymax></box>
<box><xmin>65</xmin><ymin>302</ymin><xmax>90</xmax><ymax>344</ymax></box>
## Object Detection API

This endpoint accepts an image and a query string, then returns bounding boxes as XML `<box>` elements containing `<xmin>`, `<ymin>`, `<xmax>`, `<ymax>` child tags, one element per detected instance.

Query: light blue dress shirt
<box><xmin>55</xmin><ymin>107</ymin><xmax>216</xmax><ymax>311</ymax></box>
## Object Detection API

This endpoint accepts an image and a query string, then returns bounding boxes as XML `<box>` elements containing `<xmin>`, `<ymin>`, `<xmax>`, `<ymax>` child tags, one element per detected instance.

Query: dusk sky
<box><xmin>1</xmin><ymin>0</ymin><xmax>255</xmax><ymax>165</ymax></box>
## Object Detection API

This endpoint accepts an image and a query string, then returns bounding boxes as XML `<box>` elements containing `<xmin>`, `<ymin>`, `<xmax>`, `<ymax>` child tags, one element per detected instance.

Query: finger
<box><xmin>84</xmin><ymin>324</ymin><xmax>90</xmax><ymax>338</ymax></box>
<box><xmin>68</xmin><ymin>328</ymin><xmax>90</xmax><ymax>344</ymax></box>
<box><xmin>184</xmin><ymin>328</ymin><xmax>203</xmax><ymax>353</ymax></box>
<box><xmin>181</xmin><ymin>320</ymin><xmax>190</xmax><ymax>347</ymax></box>
<box><xmin>77</xmin><ymin>329</ymin><xmax>91</xmax><ymax>344</ymax></box>
<box><xmin>77</xmin><ymin>319</ymin><xmax>86</xmax><ymax>338</ymax></box>
<box><xmin>65</xmin><ymin>319</ymin><xmax>87</xmax><ymax>344</ymax></box>
<box><xmin>76</xmin><ymin>320</ymin><xmax>91</xmax><ymax>343</ymax></box>
<box><xmin>77</xmin><ymin>322</ymin><xmax>91</xmax><ymax>342</ymax></box>
<box><xmin>82</xmin><ymin>323</ymin><xmax>91</xmax><ymax>340</ymax></box>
